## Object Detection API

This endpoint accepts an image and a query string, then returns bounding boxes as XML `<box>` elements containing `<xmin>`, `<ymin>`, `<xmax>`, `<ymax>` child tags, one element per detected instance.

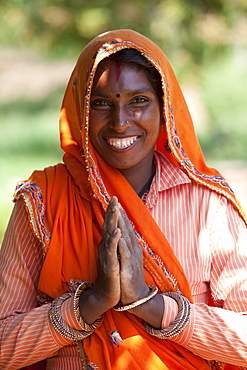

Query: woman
<box><xmin>0</xmin><ymin>29</ymin><xmax>247</xmax><ymax>370</ymax></box>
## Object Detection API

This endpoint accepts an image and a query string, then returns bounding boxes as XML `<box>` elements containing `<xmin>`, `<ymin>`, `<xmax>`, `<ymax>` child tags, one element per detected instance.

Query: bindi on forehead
<box><xmin>115</xmin><ymin>63</ymin><xmax>121</xmax><ymax>81</ymax></box>
<box><xmin>115</xmin><ymin>63</ymin><xmax>122</xmax><ymax>98</ymax></box>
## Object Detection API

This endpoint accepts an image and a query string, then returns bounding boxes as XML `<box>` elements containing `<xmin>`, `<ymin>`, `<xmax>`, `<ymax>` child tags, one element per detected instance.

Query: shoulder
<box><xmin>14</xmin><ymin>163</ymin><xmax>69</xmax><ymax>198</ymax></box>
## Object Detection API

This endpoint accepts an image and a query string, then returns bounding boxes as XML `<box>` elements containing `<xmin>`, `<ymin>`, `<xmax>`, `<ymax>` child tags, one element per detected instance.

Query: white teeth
<box><xmin>107</xmin><ymin>136</ymin><xmax>137</xmax><ymax>149</ymax></box>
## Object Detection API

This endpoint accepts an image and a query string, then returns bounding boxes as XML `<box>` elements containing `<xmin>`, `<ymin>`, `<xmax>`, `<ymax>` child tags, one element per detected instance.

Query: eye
<box><xmin>91</xmin><ymin>99</ymin><xmax>111</xmax><ymax>108</ymax></box>
<box><xmin>131</xmin><ymin>96</ymin><xmax>149</xmax><ymax>105</ymax></box>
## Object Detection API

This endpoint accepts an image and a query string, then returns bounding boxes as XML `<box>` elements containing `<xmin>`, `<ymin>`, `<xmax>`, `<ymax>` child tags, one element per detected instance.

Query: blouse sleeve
<box><xmin>0</xmin><ymin>200</ymin><xmax>72</xmax><ymax>369</ymax></box>
<box><xmin>172</xmin><ymin>197</ymin><xmax>247</xmax><ymax>368</ymax></box>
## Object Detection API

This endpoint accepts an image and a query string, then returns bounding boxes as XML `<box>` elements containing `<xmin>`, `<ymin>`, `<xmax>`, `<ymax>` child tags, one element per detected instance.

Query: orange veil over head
<box><xmin>15</xmin><ymin>29</ymin><xmax>246</xmax><ymax>370</ymax></box>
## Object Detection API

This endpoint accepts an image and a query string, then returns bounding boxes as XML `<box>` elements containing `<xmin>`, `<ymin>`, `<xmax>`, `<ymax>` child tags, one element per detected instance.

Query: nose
<box><xmin>110</xmin><ymin>104</ymin><xmax>131</xmax><ymax>131</ymax></box>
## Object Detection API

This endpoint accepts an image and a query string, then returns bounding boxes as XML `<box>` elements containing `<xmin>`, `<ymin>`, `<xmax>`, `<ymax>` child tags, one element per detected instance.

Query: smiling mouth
<box><xmin>106</xmin><ymin>136</ymin><xmax>138</xmax><ymax>149</ymax></box>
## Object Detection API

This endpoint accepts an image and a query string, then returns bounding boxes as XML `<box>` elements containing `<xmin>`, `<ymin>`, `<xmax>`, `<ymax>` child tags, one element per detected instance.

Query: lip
<box><xmin>105</xmin><ymin>136</ymin><xmax>140</xmax><ymax>151</ymax></box>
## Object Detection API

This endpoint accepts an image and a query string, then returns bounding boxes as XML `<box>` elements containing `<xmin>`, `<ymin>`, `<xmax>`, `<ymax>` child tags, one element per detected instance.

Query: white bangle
<box><xmin>114</xmin><ymin>285</ymin><xmax>158</xmax><ymax>312</ymax></box>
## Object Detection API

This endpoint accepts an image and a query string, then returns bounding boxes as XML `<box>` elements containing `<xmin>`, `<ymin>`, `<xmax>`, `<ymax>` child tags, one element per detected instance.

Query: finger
<box><xmin>117</xmin><ymin>235</ymin><xmax>131</xmax><ymax>268</ymax></box>
<box><xmin>118</xmin><ymin>235</ymin><xmax>146</xmax><ymax>304</ymax></box>
<box><xmin>118</xmin><ymin>210</ymin><xmax>137</xmax><ymax>253</ymax></box>
<box><xmin>103</xmin><ymin>197</ymin><xmax>120</xmax><ymax>237</ymax></box>
<box><xmin>118</xmin><ymin>215</ymin><xmax>131</xmax><ymax>249</ymax></box>
<box><xmin>99</xmin><ymin>227</ymin><xmax>121</xmax><ymax>266</ymax></box>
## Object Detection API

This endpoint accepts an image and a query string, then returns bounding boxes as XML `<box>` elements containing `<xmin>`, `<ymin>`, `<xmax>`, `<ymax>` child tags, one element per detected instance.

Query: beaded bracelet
<box><xmin>73</xmin><ymin>281</ymin><xmax>102</xmax><ymax>332</ymax></box>
<box><xmin>49</xmin><ymin>293</ymin><xmax>92</xmax><ymax>341</ymax></box>
<box><xmin>114</xmin><ymin>285</ymin><xmax>158</xmax><ymax>312</ymax></box>
<box><xmin>144</xmin><ymin>291</ymin><xmax>191</xmax><ymax>339</ymax></box>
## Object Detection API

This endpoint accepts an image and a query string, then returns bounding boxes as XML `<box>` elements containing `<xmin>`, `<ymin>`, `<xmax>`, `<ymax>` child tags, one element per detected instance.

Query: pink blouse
<box><xmin>0</xmin><ymin>152</ymin><xmax>247</xmax><ymax>369</ymax></box>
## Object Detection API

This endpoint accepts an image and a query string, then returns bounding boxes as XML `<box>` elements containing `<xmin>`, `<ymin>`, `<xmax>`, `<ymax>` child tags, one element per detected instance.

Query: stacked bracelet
<box><xmin>73</xmin><ymin>281</ymin><xmax>102</xmax><ymax>332</ymax></box>
<box><xmin>144</xmin><ymin>291</ymin><xmax>191</xmax><ymax>339</ymax></box>
<box><xmin>114</xmin><ymin>285</ymin><xmax>158</xmax><ymax>312</ymax></box>
<box><xmin>49</xmin><ymin>293</ymin><xmax>91</xmax><ymax>341</ymax></box>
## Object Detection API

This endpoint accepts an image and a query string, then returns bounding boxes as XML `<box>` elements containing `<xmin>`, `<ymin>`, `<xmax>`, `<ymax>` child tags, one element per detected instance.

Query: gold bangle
<box><xmin>114</xmin><ymin>285</ymin><xmax>158</xmax><ymax>312</ymax></box>
<box><xmin>49</xmin><ymin>293</ymin><xmax>90</xmax><ymax>341</ymax></box>
<box><xmin>73</xmin><ymin>281</ymin><xmax>102</xmax><ymax>332</ymax></box>
<box><xmin>144</xmin><ymin>291</ymin><xmax>191</xmax><ymax>339</ymax></box>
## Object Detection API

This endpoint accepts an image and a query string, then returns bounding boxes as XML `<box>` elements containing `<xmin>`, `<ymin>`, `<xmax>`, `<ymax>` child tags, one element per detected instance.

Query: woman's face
<box><xmin>89</xmin><ymin>60</ymin><xmax>162</xmax><ymax>172</ymax></box>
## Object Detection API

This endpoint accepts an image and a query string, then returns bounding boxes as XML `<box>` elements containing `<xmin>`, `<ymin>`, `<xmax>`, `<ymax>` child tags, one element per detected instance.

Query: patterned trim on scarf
<box><xmin>166</xmin><ymin>106</ymin><xmax>233</xmax><ymax>193</ymax></box>
<box><xmin>165</xmin><ymin>103</ymin><xmax>247</xmax><ymax>219</ymax></box>
<box><xmin>14</xmin><ymin>181</ymin><xmax>53</xmax><ymax>306</ymax></box>
<box><xmin>14</xmin><ymin>181</ymin><xmax>51</xmax><ymax>257</ymax></box>
<box><xmin>135</xmin><ymin>231</ymin><xmax>181</xmax><ymax>294</ymax></box>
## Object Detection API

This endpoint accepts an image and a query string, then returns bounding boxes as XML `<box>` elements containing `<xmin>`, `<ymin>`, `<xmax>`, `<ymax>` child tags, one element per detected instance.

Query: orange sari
<box><xmin>15</xmin><ymin>30</ymin><xmax>246</xmax><ymax>370</ymax></box>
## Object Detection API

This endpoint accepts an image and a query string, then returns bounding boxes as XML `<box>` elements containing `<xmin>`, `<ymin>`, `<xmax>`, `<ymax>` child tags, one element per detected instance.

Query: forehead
<box><xmin>92</xmin><ymin>60</ymin><xmax>154</xmax><ymax>91</ymax></box>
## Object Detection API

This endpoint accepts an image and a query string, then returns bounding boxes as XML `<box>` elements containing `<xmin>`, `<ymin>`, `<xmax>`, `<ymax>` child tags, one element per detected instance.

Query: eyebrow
<box><xmin>91</xmin><ymin>88</ymin><xmax>155</xmax><ymax>98</ymax></box>
<box><xmin>126</xmin><ymin>88</ymin><xmax>155</xmax><ymax>97</ymax></box>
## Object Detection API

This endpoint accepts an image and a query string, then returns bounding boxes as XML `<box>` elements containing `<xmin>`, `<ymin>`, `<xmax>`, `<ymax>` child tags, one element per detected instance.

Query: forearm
<box><xmin>0</xmin><ymin>202</ymin><xmax>71</xmax><ymax>368</ymax></box>
<box><xmin>130</xmin><ymin>290</ymin><xmax>247</xmax><ymax>366</ymax></box>
<box><xmin>0</xmin><ymin>304</ymin><xmax>71</xmax><ymax>369</ymax></box>
<box><xmin>136</xmin><ymin>295</ymin><xmax>247</xmax><ymax>367</ymax></box>
<box><xmin>178</xmin><ymin>303</ymin><xmax>247</xmax><ymax>367</ymax></box>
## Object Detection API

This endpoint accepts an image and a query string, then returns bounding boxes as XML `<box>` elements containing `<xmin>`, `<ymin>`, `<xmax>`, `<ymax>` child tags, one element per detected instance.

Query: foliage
<box><xmin>198</xmin><ymin>56</ymin><xmax>247</xmax><ymax>160</ymax></box>
<box><xmin>0</xmin><ymin>0</ymin><xmax>247</xmax><ymax>81</ymax></box>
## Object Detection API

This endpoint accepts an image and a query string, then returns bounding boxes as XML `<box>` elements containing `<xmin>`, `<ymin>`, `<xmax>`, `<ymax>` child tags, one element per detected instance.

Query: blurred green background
<box><xmin>1</xmin><ymin>0</ymin><xmax>247</xmax><ymax>243</ymax></box>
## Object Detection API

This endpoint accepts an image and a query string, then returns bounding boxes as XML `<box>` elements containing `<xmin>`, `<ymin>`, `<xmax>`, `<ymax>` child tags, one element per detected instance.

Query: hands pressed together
<box><xmin>79</xmin><ymin>196</ymin><xmax>164</xmax><ymax>328</ymax></box>
<box><xmin>97</xmin><ymin>196</ymin><xmax>151</xmax><ymax>309</ymax></box>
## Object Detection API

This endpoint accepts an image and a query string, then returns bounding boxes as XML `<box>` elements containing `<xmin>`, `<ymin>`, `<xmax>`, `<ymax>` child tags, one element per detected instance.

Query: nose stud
<box><xmin>125</xmin><ymin>120</ymin><xmax>130</xmax><ymax>125</ymax></box>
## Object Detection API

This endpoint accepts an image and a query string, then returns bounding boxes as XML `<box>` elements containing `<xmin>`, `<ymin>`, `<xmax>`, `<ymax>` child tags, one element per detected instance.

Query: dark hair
<box><xmin>106</xmin><ymin>49</ymin><xmax>164</xmax><ymax>105</ymax></box>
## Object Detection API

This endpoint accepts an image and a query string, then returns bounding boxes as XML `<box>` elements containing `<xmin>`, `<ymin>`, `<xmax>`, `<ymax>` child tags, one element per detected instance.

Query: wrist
<box><xmin>129</xmin><ymin>292</ymin><xmax>161</xmax><ymax>314</ymax></box>
<box><xmin>130</xmin><ymin>293</ymin><xmax>164</xmax><ymax>329</ymax></box>
<box><xmin>114</xmin><ymin>285</ymin><xmax>158</xmax><ymax>312</ymax></box>
<box><xmin>91</xmin><ymin>282</ymin><xmax>119</xmax><ymax>312</ymax></box>
<box><xmin>121</xmin><ymin>285</ymin><xmax>150</xmax><ymax>307</ymax></box>
<box><xmin>79</xmin><ymin>284</ymin><xmax>108</xmax><ymax>324</ymax></box>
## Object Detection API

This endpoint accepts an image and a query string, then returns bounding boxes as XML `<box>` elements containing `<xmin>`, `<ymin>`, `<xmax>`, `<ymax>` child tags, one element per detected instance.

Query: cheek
<box><xmin>89</xmin><ymin>111</ymin><xmax>102</xmax><ymax>132</ymax></box>
<box><xmin>148</xmin><ymin>110</ymin><xmax>162</xmax><ymax>135</ymax></box>
<box><xmin>90</xmin><ymin>109</ymin><xmax>109</xmax><ymax>125</ymax></box>
<box><xmin>89</xmin><ymin>116</ymin><xmax>99</xmax><ymax>144</ymax></box>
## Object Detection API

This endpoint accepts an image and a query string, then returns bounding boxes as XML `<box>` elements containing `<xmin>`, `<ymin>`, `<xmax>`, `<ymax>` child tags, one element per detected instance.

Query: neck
<box><xmin>118</xmin><ymin>155</ymin><xmax>155</xmax><ymax>195</ymax></box>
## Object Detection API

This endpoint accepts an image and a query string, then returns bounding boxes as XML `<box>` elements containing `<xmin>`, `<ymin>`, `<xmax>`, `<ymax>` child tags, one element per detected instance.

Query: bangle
<box><xmin>144</xmin><ymin>291</ymin><xmax>191</xmax><ymax>339</ymax></box>
<box><xmin>114</xmin><ymin>285</ymin><xmax>158</xmax><ymax>312</ymax></box>
<box><xmin>49</xmin><ymin>293</ymin><xmax>92</xmax><ymax>341</ymax></box>
<box><xmin>73</xmin><ymin>281</ymin><xmax>102</xmax><ymax>332</ymax></box>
